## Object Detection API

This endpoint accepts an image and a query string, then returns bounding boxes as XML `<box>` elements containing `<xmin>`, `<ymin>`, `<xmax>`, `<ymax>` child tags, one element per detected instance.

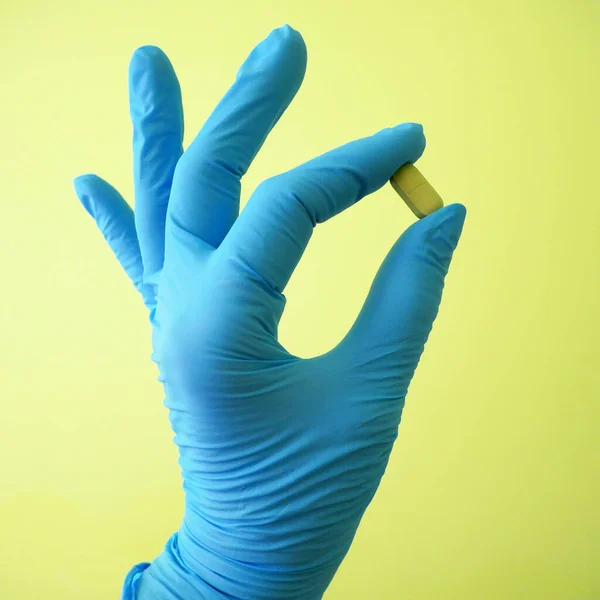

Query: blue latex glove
<box><xmin>74</xmin><ymin>25</ymin><xmax>466</xmax><ymax>600</ymax></box>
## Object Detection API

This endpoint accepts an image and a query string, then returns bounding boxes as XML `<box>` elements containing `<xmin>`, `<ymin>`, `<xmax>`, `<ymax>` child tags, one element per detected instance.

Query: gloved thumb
<box><xmin>338</xmin><ymin>203</ymin><xmax>466</xmax><ymax>385</ymax></box>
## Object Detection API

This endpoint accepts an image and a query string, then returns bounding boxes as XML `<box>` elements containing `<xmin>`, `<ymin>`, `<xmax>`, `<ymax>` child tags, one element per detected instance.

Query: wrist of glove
<box><xmin>127</xmin><ymin>528</ymin><xmax>342</xmax><ymax>600</ymax></box>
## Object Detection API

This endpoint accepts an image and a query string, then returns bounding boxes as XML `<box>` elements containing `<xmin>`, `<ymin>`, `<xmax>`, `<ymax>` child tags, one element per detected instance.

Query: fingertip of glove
<box><xmin>237</xmin><ymin>24</ymin><xmax>307</xmax><ymax>82</ymax></box>
<box><xmin>259</xmin><ymin>23</ymin><xmax>305</xmax><ymax>55</ymax></box>
<box><xmin>133</xmin><ymin>44</ymin><xmax>163</xmax><ymax>54</ymax></box>
<box><xmin>286</xmin><ymin>26</ymin><xmax>308</xmax><ymax>62</ymax></box>
<box><xmin>404</xmin><ymin>122</ymin><xmax>426</xmax><ymax>152</ymax></box>
<box><xmin>129</xmin><ymin>46</ymin><xmax>174</xmax><ymax>87</ymax></box>
<box><xmin>425</xmin><ymin>202</ymin><xmax>467</xmax><ymax>254</ymax></box>
<box><xmin>73</xmin><ymin>173</ymin><xmax>100</xmax><ymax>191</ymax></box>
<box><xmin>130</xmin><ymin>44</ymin><xmax>168</xmax><ymax>64</ymax></box>
<box><xmin>375</xmin><ymin>123</ymin><xmax>426</xmax><ymax>171</ymax></box>
<box><xmin>73</xmin><ymin>174</ymin><xmax>98</xmax><ymax>217</ymax></box>
<box><xmin>442</xmin><ymin>202</ymin><xmax>467</xmax><ymax>236</ymax></box>
<box><xmin>402</xmin><ymin>122</ymin><xmax>424</xmax><ymax>135</ymax></box>
<box><xmin>272</xmin><ymin>24</ymin><xmax>304</xmax><ymax>43</ymax></box>
<box><xmin>381</xmin><ymin>122</ymin><xmax>423</xmax><ymax>137</ymax></box>
<box><xmin>398</xmin><ymin>202</ymin><xmax>467</xmax><ymax>269</ymax></box>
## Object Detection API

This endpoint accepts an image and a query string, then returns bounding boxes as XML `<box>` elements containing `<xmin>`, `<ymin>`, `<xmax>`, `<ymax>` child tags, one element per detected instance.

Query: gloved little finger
<box><xmin>73</xmin><ymin>174</ymin><xmax>155</xmax><ymax>308</ymax></box>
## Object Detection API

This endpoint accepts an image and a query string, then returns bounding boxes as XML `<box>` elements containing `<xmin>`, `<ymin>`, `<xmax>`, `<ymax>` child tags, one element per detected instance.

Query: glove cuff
<box><xmin>121</xmin><ymin>533</ymin><xmax>212</xmax><ymax>599</ymax></box>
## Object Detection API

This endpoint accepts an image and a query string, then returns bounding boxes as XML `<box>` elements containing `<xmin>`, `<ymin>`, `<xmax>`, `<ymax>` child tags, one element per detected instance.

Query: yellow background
<box><xmin>1</xmin><ymin>1</ymin><xmax>598</xmax><ymax>598</ymax></box>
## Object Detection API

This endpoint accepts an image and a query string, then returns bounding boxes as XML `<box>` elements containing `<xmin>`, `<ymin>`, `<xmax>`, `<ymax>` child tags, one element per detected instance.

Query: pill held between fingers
<box><xmin>390</xmin><ymin>163</ymin><xmax>444</xmax><ymax>219</ymax></box>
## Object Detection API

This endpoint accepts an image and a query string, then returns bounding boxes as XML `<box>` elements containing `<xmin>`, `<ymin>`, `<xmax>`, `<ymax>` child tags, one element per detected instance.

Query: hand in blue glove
<box><xmin>74</xmin><ymin>25</ymin><xmax>466</xmax><ymax>600</ymax></box>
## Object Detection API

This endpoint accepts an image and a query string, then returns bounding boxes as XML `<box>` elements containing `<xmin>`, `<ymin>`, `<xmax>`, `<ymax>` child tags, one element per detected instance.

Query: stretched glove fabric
<box><xmin>74</xmin><ymin>25</ymin><xmax>466</xmax><ymax>600</ymax></box>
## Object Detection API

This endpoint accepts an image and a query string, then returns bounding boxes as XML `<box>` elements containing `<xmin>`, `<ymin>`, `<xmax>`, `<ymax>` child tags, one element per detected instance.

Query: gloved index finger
<box><xmin>219</xmin><ymin>123</ymin><xmax>426</xmax><ymax>294</ymax></box>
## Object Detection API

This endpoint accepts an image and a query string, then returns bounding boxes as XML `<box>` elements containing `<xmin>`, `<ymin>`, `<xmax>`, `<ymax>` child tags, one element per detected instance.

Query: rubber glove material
<box><xmin>74</xmin><ymin>25</ymin><xmax>466</xmax><ymax>600</ymax></box>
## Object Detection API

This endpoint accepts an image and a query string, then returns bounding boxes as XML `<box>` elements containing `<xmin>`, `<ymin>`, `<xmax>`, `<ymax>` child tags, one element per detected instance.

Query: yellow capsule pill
<box><xmin>390</xmin><ymin>163</ymin><xmax>444</xmax><ymax>219</ymax></box>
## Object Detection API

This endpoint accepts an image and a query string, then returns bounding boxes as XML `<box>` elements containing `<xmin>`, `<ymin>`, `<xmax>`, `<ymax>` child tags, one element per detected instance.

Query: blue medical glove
<box><xmin>74</xmin><ymin>25</ymin><xmax>466</xmax><ymax>600</ymax></box>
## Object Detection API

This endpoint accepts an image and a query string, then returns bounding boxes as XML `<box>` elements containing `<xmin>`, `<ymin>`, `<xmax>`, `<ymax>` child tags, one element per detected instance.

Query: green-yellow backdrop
<box><xmin>1</xmin><ymin>1</ymin><xmax>598</xmax><ymax>598</ymax></box>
